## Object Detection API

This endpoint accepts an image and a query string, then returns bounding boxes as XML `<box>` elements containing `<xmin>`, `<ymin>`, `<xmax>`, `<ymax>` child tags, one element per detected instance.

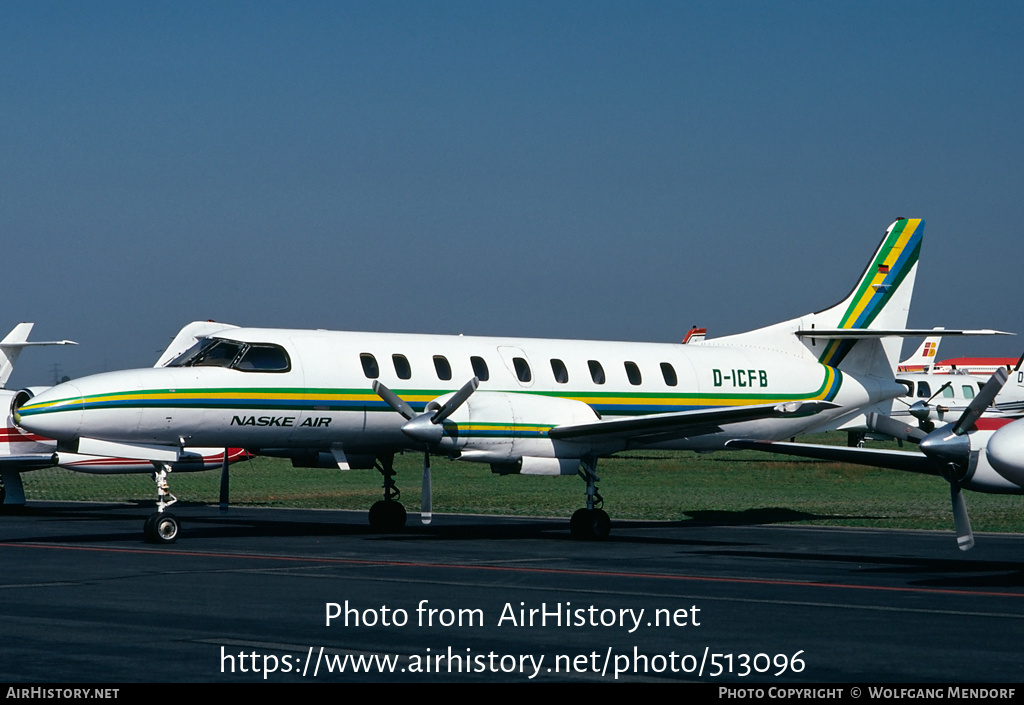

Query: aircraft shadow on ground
<box><xmin>6</xmin><ymin>503</ymin><xmax>1024</xmax><ymax>587</ymax></box>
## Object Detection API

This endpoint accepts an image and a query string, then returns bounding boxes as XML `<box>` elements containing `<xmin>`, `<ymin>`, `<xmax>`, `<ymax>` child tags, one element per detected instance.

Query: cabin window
<box><xmin>962</xmin><ymin>385</ymin><xmax>975</xmax><ymax>399</ymax></box>
<box><xmin>661</xmin><ymin>362</ymin><xmax>678</xmax><ymax>387</ymax></box>
<box><xmin>916</xmin><ymin>381</ymin><xmax>931</xmax><ymax>398</ymax></box>
<box><xmin>392</xmin><ymin>354</ymin><xmax>411</xmax><ymax>380</ymax></box>
<box><xmin>360</xmin><ymin>353</ymin><xmax>379</xmax><ymax>379</ymax></box>
<box><xmin>471</xmin><ymin>356</ymin><xmax>489</xmax><ymax>382</ymax></box>
<box><xmin>588</xmin><ymin>360</ymin><xmax>605</xmax><ymax>385</ymax></box>
<box><xmin>550</xmin><ymin>359</ymin><xmax>569</xmax><ymax>384</ymax></box>
<box><xmin>897</xmin><ymin>380</ymin><xmax>913</xmax><ymax>396</ymax></box>
<box><xmin>234</xmin><ymin>344</ymin><xmax>291</xmax><ymax>372</ymax></box>
<box><xmin>624</xmin><ymin>361</ymin><xmax>642</xmax><ymax>386</ymax></box>
<box><xmin>942</xmin><ymin>385</ymin><xmax>954</xmax><ymax>399</ymax></box>
<box><xmin>513</xmin><ymin>357</ymin><xmax>532</xmax><ymax>383</ymax></box>
<box><xmin>433</xmin><ymin>355</ymin><xmax>452</xmax><ymax>381</ymax></box>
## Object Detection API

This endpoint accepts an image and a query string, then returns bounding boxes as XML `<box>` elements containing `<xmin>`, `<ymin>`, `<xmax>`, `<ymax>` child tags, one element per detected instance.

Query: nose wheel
<box><xmin>144</xmin><ymin>463</ymin><xmax>181</xmax><ymax>544</ymax></box>
<box><xmin>144</xmin><ymin>511</ymin><xmax>180</xmax><ymax>544</ymax></box>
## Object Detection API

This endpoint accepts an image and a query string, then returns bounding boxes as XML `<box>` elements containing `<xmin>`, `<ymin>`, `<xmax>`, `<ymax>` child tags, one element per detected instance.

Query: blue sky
<box><xmin>3</xmin><ymin>1</ymin><xmax>1022</xmax><ymax>386</ymax></box>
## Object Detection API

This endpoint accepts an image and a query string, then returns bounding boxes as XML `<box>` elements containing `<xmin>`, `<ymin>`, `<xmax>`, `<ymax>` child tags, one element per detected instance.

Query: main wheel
<box><xmin>144</xmin><ymin>512</ymin><xmax>180</xmax><ymax>544</ymax></box>
<box><xmin>569</xmin><ymin>508</ymin><xmax>611</xmax><ymax>540</ymax></box>
<box><xmin>368</xmin><ymin>500</ymin><xmax>407</xmax><ymax>532</ymax></box>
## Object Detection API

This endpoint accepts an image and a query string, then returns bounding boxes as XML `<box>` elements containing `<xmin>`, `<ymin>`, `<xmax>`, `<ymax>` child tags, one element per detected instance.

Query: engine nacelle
<box><xmin>11</xmin><ymin>387</ymin><xmax>47</xmax><ymax>423</ymax></box>
<box><xmin>983</xmin><ymin>418</ymin><xmax>1024</xmax><ymax>490</ymax></box>
<box><xmin>434</xmin><ymin>391</ymin><xmax>602</xmax><ymax>465</ymax></box>
<box><xmin>489</xmin><ymin>457</ymin><xmax>582</xmax><ymax>476</ymax></box>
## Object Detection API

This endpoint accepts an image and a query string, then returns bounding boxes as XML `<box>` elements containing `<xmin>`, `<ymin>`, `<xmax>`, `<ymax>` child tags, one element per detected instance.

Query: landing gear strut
<box><xmin>143</xmin><ymin>463</ymin><xmax>180</xmax><ymax>544</ymax></box>
<box><xmin>368</xmin><ymin>454</ymin><xmax>406</xmax><ymax>532</ymax></box>
<box><xmin>570</xmin><ymin>456</ymin><xmax>610</xmax><ymax>540</ymax></box>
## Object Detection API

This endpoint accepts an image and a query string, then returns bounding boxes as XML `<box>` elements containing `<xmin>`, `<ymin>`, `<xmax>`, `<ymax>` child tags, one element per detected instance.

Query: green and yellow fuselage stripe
<box><xmin>17</xmin><ymin>366</ymin><xmax>842</xmax><ymax>423</ymax></box>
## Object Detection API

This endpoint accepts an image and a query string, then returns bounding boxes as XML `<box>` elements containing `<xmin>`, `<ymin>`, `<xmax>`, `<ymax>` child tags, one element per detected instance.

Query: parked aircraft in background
<box><xmin>889</xmin><ymin>372</ymin><xmax>1017</xmax><ymax>433</ymax></box>
<box><xmin>897</xmin><ymin>331</ymin><xmax>1018</xmax><ymax>376</ymax></box>
<box><xmin>730</xmin><ymin>364</ymin><xmax>1024</xmax><ymax>551</ymax></box>
<box><xmin>897</xmin><ymin>333</ymin><xmax>942</xmax><ymax>373</ymax></box>
<box><xmin>0</xmin><ymin>322</ymin><xmax>76</xmax><ymax>387</ymax></box>
<box><xmin>0</xmin><ymin>323</ymin><xmax>248</xmax><ymax>512</ymax></box>
<box><xmin>12</xmin><ymin>219</ymin><xmax>1009</xmax><ymax>543</ymax></box>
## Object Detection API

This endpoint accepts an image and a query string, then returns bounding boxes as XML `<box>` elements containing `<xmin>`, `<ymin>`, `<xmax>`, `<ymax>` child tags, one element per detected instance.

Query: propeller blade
<box><xmin>950</xmin><ymin>481</ymin><xmax>974</xmax><ymax>551</ymax></box>
<box><xmin>925</xmin><ymin>381</ymin><xmax>952</xmax><ymax>405</ymax></box>
<box><xmin>431</xmin><ymin>377</ymin><xmax>480</xmax><ymax>424</ymax></box>
<box><xmin>953</xmin><ymin>367</ymin><xmax>1008</xmax><ymax>436</ymax></box>
<box><xmin>421</xmin><ymin>452</ymin><xmax>432</xmax><ymax>525</ymax></box>
<box><xmin>866</xmin><ymin>412</ymin><xmax>928</xmax><ymax>443</ymax></box>
<box><xmin>219</xmin><ymin>448</ymin><xmax>230</xmax><ymax>513</ymax></box>
<box><xmin>372</xmin><ymin>380</ymin><xmax>417</xmax><ymax>420</ymax></box>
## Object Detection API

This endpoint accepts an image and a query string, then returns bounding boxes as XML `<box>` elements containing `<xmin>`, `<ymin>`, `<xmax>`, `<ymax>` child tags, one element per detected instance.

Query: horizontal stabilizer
<box><xmin>796</xmin><ymin>328</ymin><xmax>1011</xmax><ymax>339</ymax></box>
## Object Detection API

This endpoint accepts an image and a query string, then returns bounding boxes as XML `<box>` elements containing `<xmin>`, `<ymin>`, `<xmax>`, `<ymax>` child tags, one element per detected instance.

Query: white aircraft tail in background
<box><xmin>897</xmin><ymin>331</ymin><xmax>943</xmax><ymax>373</ymax></box>
<box><xmin>0</xmin><ymin>322</ymin><xmax>76</xmax><ymax>388</ymax></box>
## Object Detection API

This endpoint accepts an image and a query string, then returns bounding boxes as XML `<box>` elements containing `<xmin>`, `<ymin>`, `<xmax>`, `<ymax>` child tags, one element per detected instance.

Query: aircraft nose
<box><xmin>14</xmin><ymin>383</ymin><xmax>84</xmax><ymax>441</ymax></box>
<box><xmin>987</xmin><ymin>419</ymin><xmax>1024</xmax><ymax>487</ymax></box>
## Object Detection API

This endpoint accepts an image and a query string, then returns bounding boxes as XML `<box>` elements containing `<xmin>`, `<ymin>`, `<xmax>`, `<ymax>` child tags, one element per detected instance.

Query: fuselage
<box><xmin>16</xmin><ymin>328</ymin><xmax>905</xmax><ymax>462</ymax></box>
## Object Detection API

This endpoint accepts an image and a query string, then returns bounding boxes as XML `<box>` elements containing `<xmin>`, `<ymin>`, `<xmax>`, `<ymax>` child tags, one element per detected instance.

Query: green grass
<box><xmin>14</xmin><ymin>433</ymin><xmax>1024</xmax><ymax>533</ymax></box>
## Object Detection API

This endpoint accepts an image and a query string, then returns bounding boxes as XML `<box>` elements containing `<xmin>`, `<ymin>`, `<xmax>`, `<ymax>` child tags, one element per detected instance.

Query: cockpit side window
<box><xmin>234</xmin><ymin>344</ymin><xmax>291</xmax><ymax>372</ymax></box>
<box><xmin>167</xmin><ymin>338</ymin><xmax>291</xmax><ymax>373</ymax></box>
<box><xmin>166</xmin><ymin>338</ymin><xmax>219</xmax><ymax>367</ymax></box>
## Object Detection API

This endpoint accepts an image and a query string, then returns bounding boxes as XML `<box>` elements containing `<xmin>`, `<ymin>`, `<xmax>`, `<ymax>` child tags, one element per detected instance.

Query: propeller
<box><xmin>917</xmin><ymin>367</ymin><xmax>1009</xmax><ymax>551</ymax></box>
<box><xmin>372</xmin><ymin>377</ymin><xmax>480</xmax><ymax>524</ymax></box>
<box><xmin>895</xmin><ymin>380</ymin><xmax>953</xmax><ymax>432</ymax></box>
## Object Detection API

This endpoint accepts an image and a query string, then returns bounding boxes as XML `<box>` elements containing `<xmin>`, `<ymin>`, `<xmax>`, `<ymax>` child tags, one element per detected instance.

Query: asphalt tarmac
<box><xmin>1</xmin><ymin>501</ymin><xmax>1022</xmax><ymax>683</ymax></box>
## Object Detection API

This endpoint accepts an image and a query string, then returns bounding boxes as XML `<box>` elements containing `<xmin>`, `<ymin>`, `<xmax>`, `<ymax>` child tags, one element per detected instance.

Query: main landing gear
<box><xmin>143</xmin><ymin>464</ymin><xmax>180</xmax><ymax>544</ymax></box>
<box><xmin>368</xmin><ymin>454</ymin><xmax>407</xmax><ymax>532</ymax></box>
<box><xmin>570</xmin><ymin>457</ymin><xmax>610</xmax><ymax>540</ymax></box>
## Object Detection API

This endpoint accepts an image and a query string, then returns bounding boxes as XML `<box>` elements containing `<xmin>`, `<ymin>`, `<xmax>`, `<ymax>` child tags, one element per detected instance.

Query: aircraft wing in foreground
<box><xmin>729</xmin><ymin>367</ymin><xmax>1024</xmax><ymax>551</ymax></box>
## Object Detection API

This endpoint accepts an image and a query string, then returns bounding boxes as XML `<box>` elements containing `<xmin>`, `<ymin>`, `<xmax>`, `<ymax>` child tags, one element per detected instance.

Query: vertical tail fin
<box><xmin>0</xmin><ymin>323</ymin><xmax>35</xmax><ymax>388</ymax></box>
<box><xmin>807</xmin><ymin>218</ymin><xmax>924</xmax><ymax>369</ymax></box>
<box><xmin>898</xmin><ymin>330</ymin><xmax>943</xmax><ymax>373</ymax></box>
<box><xmin>706</xmin><ymin>218</ymin><xmax>924</xmax><ymax>377</ymax></box>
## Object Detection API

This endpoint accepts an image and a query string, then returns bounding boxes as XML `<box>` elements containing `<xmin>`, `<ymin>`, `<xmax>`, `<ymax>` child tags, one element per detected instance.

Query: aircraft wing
<box><xmin>0</xmin><ymin>454</ymin><xmax>57</xmax><ymax>470</ymax></box>
<box><xmin>725</xmin><ymin>439</ymin><xmax>936</xmax><ymax>475</ymax></box>
<box><xmin>549</xmin><ymin>401</ymin><xmax>839</xmax><ymax>445</ymax></box>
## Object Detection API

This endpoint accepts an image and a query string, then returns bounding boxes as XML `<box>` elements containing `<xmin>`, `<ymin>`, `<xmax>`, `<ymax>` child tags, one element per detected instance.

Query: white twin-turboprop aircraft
<box><xmin>12</xmin><ymin>218</ymin><xmax>1008</xmax><ymax>543</ymax></box>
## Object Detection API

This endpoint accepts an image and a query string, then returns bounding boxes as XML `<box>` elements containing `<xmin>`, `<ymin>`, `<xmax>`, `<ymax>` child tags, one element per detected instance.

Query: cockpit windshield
<box><xmin>167</xmin><ymin>338</ymin><xmax>291</xmax><ymax>372</ymax></box>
